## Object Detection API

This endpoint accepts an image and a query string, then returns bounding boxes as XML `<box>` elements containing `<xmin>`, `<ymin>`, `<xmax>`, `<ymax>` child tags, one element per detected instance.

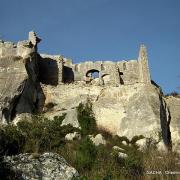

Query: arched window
<box><xmin>86</xmin><ymin>69</ymin><xmax>100</xmax><ymax>79</ymax></box>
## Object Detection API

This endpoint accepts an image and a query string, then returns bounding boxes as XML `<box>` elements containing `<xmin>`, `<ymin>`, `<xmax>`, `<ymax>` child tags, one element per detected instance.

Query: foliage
<box><xmin>1</xmin><ymin>105</ymin><xmax>180</xmax><ymax>179</ymax></box>
<box><xmin>144</xmin><ymin>131</ymin><xmax>162</xmax><ymax>152</ymax></box>
<box><xmin>111</xmin><ymin>135</ymin><xmax>144</xmax><ymax>176</ymax></box>
<box><xmin>77</xmin><ymin>100</ymin><xmax>97</xmax><ymax>136</ymax></box>
<box><xmin>165</xmin><ymin>91</ymin><xmax>179</xmax><ymax>97</ymax></box>
<box><xmin>0</xmin><ymin>125</ymin><xmax>25</xmax><ymax>156</ymax></box>
<box><xmin>75</xmin><ymin>137</ymin><xmax>97</xmax><ymax>171</ymax></box>
<box><xmin>0</xmin><ymin>159</ymin><xmax>20</xmax><ymax>180</ymax></box>
<box><xmin>0</xmin><ymin>114</ymin><xmax>78</xmax><ymax>155</ymax></box>
<box><xmin>97</xmin><ymin>127</ymin><xmax>113</xmax><ymax>140</ymax></box>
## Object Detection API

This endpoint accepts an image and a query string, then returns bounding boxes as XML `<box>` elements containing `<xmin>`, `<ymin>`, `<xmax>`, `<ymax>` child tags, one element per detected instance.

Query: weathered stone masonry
<box><xmin>0</xmin><ymin>32</ymin><xmax>151</xmax><ymax>87</ymax></box>
<box><xmin>39</xmin><ymin>45</ymin><xmax>151</xmax><ymax>86</ymax></box>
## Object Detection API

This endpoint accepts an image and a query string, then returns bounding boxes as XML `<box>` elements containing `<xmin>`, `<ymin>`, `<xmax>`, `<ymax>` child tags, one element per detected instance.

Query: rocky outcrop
<box><xmin>165</xmin><ymin>96</ymin><xmax>180</xmax><ymax>153</ymax></box>
<box><xmin>3</xmin><ymin>152</ymin><xmax>79</xmax><ymax>180</ymax></box>
<box><xmin>0</xmin><ymin>32</ymin><xmax>45</xmax><ymax>123</ymax></box>
<box><xmin>43</xmin><ymin>83</ymin><xmax>172</xmax><ymax>149</ymax></box>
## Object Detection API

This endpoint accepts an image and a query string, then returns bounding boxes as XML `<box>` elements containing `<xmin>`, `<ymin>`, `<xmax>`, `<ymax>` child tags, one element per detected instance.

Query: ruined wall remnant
<box><xmin>0</xmin><ymin>31</ymin><xmax>41</xmax><ymax>59</ymax></box>
<box><xmin>39</xmin><ymin>54</ymin><xmax>64</xmax><ymax>86</ymax></box>
<box><xmin>0</xmin><ymin>31</ymin><xmax>151</xmax><ymax>87</ymax></box>
<box><xmin>38</xmin><ymin>44</ymin><xmax>151</xmax><ymax>86</ymax></box>
<box><xmin>138</xmin><ymin>45</ymin><xmax>151</xmax><ymax>84</ymax></box>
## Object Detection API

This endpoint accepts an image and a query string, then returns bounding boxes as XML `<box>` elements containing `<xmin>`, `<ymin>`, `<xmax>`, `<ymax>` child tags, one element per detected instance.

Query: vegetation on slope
<box><xmin>0</xmin><ymin>101</ymin><xmax>180</xmax><ymax>179</ymax></box>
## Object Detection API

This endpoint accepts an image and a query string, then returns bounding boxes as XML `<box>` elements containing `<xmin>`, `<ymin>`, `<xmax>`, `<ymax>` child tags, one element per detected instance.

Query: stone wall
<box><xmin>0</xmin><ymin>31</ymin><xmax>38</xmax><ymax>59</ymax></box>
<box><xmin>0</xmin><ymin>41</ymin><xmax>17</xmax><ymax>57</ymax></box>
<box><xmin>39</xmin><ymin>54</ymin><xmax>64</xmax><ymax>85</ymax></box>
<box><xmin>38</xmin><ymin>45</ymin><xmax>151</xmax><ymax>86</ymax></box>
<box><xmin>0</xmin><ymin>31</ymin><xmax>151</xmax><ymax>87</ymax></box>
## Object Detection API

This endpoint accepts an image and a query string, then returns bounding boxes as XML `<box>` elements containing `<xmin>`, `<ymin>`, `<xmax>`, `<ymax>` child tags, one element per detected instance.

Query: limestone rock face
<box><xmin>93</xmin><ymin>84</ymin><xmax>161</xmax><ymax>139</ymax></box>
<box><xmin>3</xmin><ymin>152</ymin><xmax>79</xmax><ymax>180</ymax></box>
<box><xmin>165</xmin><ymin>96</ymin><xmax>180</xmax><ymax>153</ymax></box>
<box><xmin>43</xmin><ymin>83</ymin><xmax>170</xmax><ymax>147</ymax></box>
<box><xmin>0</xmin><ymin>47</ymin><xmax>45</xmax><ymax>123</ymax></box>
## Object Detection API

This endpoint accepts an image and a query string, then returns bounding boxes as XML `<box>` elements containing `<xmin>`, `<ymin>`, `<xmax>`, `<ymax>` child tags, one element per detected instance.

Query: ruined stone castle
<box><xmin>1</xmin><ymin>31</ymin><xmax>180</xmax><ymax>153</ymax></box>
<box><xmin>0</xmin><ymin>31</ymin><xmax>151</xmax><ymax>87</ymax></box>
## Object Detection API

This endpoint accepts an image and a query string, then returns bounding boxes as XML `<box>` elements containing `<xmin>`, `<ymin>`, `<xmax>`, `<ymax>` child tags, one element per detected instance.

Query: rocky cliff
<box><xmin>0</xmin><ymin>32</ymin><xmax>45</xmax><ymax>123</ymax></box>
<box><xmin>42</xmin><ymin>82</ymin><xmax>174</xmax><ymax>150</ymax></box>
<box><xmin>165</xmin><ymin>96</ymin><xmax>180</xmax><ymax>152</ymax></box>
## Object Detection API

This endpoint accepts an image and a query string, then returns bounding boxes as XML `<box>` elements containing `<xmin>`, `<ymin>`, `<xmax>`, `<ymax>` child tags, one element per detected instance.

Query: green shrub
<box><xmin>112</xmin><ymin>135</ymin><xmax>144</xmax><ymax>176</ymax></box>
<box><xmin>144</xmin><ymin>131</ymin><xmax>162</xmax><ymax>153</ymax></box>
<box><xmin>0</xmin><ymin>114</ymin><xmax>78</xmax><ymax>155</ymax></box>
<box><xmin>0</xmin><ymin>159</ymin><xmax>20</xmax><ymax>180</ymax></box>
<box><xmin>17</xmin><ymin>114</ymin><xmax>79</xmax><ymax>153</ymax></box>
<box><xmin>75</xmin><ymin>137</ymin><xmax>97</xmax><ymax>170</ymax></box>
<box><xmin>0</xmin><ymin>125</ymin><xmax>25</xmax><ymax>156</ymax></box>
<box><xmin>123</xmin><ymin>148</ymin><xmax>143</xmax><ymax>176</ymax></box>
<box><xmin>77</xmin><ymin>100</ymin><xmax>97</xmax><ymax>136</ymax></box>
<box><xmin>165</xmin><ymin>91</ymin><xmax>179</xmax><ymax>97</ymax></box>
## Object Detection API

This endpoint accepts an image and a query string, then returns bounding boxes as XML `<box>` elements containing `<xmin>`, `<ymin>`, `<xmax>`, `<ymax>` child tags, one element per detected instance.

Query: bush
<box><xmin>75</xmin><ymin>137</ymin><xmax>97</xmax><ymax>171</ymax></box>
<box><xmin>0</xmin><ymin>159</ymin><xmax>21</xmax><ymax>180</ymax></box>
<box><xmin>165</xmin><ymin>91</ymin><xmax>179</xmax><ymax>97</ymax></box>
<box><xmin>0</xmin><ymin>125</ymin><xmax>25</xmax><ymax>156</ymax></box>
<box><xmin>77</xmin><ymin>100</ymin><xmax>97</xmax><ymax>136</ymax></box>
<box><xmin>123</xmin><ymin>148</ymin><xmax>143</xmax><ymax>176</ymax></box>
<box><xmin>112</xmin><ymin>135</ymin><xmax>144</xmax><ymax>176</ymax></box>
<box><xmin>0</xmin><ymin>114</ymin><xmax>78</xmax><ymax>155</ymax></box>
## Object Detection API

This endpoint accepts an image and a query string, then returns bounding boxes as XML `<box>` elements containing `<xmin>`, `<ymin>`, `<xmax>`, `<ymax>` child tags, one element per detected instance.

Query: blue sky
<box><xmin>0</xmin><ymin>0</ymin><xmax>179</xmax><ymax>93</ymax></box>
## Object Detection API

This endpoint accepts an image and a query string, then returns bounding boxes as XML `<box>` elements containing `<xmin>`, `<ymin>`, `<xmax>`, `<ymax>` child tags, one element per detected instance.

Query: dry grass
<box><xmin>57</xmin><ymin>140</ymin><xmax>180</xmax><ymax>180</ymax></box>
<box><xmin>143</xmin><ymin>150</ymin><xmax>180</xmax><ymax>180</ymax></box>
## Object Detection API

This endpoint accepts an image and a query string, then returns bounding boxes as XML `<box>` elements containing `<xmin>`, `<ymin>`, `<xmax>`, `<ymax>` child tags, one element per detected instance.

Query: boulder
<box><xmin>113</xmin><ymin>146</ymin><xmax>125</xmax><ymax>152</ymax></box>
<box><xmin>112</xmin><ymin>146</ymin><xmax>128</xmax><ymax>159</ymax></box>
<box><xmin>65</xmin><ymin>132</ymin><xmax>81</xmax><ymax>141</ymax></box>
<box><xmin>3</xmin><ymin>152</ymin><xmax>79</xmax><ymax>180</ymax></box>
<box><xmin>157</xmin><ymin>141</ymin><xmax>168</xmax><ymax>152</ymax></box>
<box><xmin>118</xmin><ymin>152</ymin><xmax>128</xmax><ymax>159</ymax></box>
<box><xmin>61</xmin><ymin>109</ymin><xmax>80</xmax><ymax>129</ymax></box>
<box><xmin>90</xmin><ymin>134</ymin><xmax>106</xmax><ymax>146</ymax></box>
<box><xmin>136</xmin><ymin>138</ymin><xmax>147</xmax><ymax>150</ymax></box>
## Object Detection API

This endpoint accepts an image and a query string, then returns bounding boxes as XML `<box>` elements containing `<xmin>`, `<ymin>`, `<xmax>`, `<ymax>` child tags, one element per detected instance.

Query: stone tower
<box><xmin>138</xmin><ymin>45</ymin><xmax>151</xmax><ymax>84</ymax></box>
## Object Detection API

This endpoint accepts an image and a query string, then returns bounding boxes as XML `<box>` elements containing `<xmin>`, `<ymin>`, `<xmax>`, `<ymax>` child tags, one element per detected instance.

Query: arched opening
<box><xmin>86</xmin><ymin>69</ymin><xmax>100</xmax><ymax>78</ymax></box>
<box><xmin>85</xmin><ymin>69</ymin><xmax>100</xmax><ymax>83</ymax></box>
